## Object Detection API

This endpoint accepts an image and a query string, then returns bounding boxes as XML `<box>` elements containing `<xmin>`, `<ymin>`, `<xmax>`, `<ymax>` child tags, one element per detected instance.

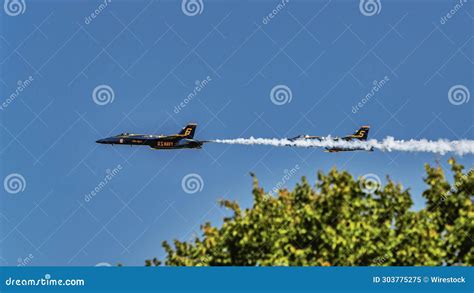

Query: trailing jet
<box><xmin>288</xmin><ymin>126</ymin><xmax>373</xmax><ymax>152</ymax></box>
<box><xmin>96</xmin><ymin>123</ymin><xmax>207</xmax><ymax>150</ymax></box>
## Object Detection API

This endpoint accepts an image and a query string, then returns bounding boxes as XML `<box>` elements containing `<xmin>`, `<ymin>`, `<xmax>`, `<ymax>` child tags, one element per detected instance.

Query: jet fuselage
<box><xmin>96</xmin><ymin>124</ymin><xmax>205</xmax><ymax>150</ymax></box>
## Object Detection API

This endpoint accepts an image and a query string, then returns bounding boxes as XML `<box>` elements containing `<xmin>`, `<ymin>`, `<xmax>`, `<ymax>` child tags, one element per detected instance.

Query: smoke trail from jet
<box><xmin>212</xmin><ymin>136</ymin><xmax>474</xmax><ymax>156</ymax></box>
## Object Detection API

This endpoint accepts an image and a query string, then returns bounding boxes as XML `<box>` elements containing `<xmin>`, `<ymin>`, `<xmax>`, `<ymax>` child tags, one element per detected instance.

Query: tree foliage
<box><xmin>147</xmin><ymin>159</ymin><xmax>473</xmax><ymax>266</ymax></box>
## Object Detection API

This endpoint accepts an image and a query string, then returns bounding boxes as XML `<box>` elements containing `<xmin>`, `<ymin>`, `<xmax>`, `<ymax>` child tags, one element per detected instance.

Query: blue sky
<box><xmin>0</xmin><ymin>0</ymin><xmax>472</xmax><ymax>266</ymax></box>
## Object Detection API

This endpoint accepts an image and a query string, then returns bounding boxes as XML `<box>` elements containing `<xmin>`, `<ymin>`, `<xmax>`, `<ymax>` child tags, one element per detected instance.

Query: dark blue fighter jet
<box><xmin>96</xmin><ymin>123</ymin><xmax>207</xmax><ymax>150</ymax></box>
<box><xmin>288</xmin><ymin>126</ymin><xmax>374</xmax><ymax>152</ymax></box>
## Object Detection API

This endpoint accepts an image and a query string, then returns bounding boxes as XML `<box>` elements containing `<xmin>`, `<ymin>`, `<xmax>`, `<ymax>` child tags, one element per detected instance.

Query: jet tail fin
<box><xmin>350</xmin><ymin>126</ymin><xmax>370</xmax><ymax>141</ymax></box>
<box><xmin>178</xmin><ymin>123</ymin><xmax>197</xmax><ymax>139</ymax></box>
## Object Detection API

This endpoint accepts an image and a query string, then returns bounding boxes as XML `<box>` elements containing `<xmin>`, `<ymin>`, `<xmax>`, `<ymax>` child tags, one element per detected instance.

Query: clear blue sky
<box><xmin>0</xmin><ymin>0</ymin><xmax>472</xmax><ymax>266</ymax></box>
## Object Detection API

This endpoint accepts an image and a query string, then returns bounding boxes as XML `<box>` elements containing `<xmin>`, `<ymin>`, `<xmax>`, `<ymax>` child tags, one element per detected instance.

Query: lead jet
<box><xmin>96</xmin><ymin>123</ymin><xmax>207</xmax><ymax>150</ymax></box>
<box><xmin>288</xmin><ymin>126</ymin><xmax>373</xmax><ymax>152</ymax></box>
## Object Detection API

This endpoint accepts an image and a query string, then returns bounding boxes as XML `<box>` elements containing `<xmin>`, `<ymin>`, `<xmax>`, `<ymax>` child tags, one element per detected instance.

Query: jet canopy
<box><xmin>289</xmin><ymin>135</ymin><xmax>308</xmax><ymax>141</ymax></box>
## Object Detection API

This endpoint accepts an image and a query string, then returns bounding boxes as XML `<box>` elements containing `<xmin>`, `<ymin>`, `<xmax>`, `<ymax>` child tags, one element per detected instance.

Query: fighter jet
<box><xmin>96</xmin><ymin>123</ymin><xmax>207</xmax><ymax>150</ymax></box>
<box><xmin>288</xmin><ymin>126</ymin><xmax>373</xmax><ymax>152</ymax></box>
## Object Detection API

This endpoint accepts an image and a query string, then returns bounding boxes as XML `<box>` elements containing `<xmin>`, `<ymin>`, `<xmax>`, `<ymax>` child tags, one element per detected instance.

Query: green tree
<box><xmin>147</xmin><ymin>159</ymin><xmax>473</xmax><ymax>266</ymax></box>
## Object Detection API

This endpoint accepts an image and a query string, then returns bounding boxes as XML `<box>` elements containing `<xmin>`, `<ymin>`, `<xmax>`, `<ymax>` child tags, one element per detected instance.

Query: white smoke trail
<box><xmin>212</xmin><ymin>136</ymin><xmax>474</xmax><ymax>156</ymax></box>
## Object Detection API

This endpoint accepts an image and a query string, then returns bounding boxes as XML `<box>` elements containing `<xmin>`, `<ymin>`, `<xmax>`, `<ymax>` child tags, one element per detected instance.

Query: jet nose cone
<box><xmin>96</xmin><ymin>139</ymin><xmax>106</xmax><ymax>144</ymax></box>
